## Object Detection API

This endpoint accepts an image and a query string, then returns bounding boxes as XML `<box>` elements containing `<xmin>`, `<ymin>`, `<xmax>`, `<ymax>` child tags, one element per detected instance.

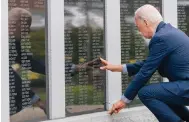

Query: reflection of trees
<box><xmin>185</xmin><ymin>6</ymin><xmax>189</xmax><ymax>36</ymax></box>
<box><xmin>65</xmin><ymin>0</ymin><xmax>105</xmax><ymax>85</ymax></box>
<box><xmin>67</xmin><ymin>26</ymin><xmax>104</xmax><ymax>85</ymax></box>
<box><xmin>86</xmin><ymin>1</ymin><xmax>92</xmax><ymax>62</ymax></box>
<box><xmin>68</xmin><ymin>27</ymin><xmax>104</xmax><ymax>64</ymax></box>
<box><xmin>30</xmin><ymin>29</ymin><xmax>45</xmax><ymax>60</ymax></box>
<box><xmin>64</xmin><ymin>1</ymin><xmax>105</xmax><ymax>109</ymax></box>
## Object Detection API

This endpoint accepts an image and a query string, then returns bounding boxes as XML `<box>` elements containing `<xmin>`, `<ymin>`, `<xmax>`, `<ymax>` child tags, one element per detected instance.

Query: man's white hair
<box><xmin>8</xmin><ymin>8</ymin><xmax>32</xmax><ymax>40</ymax></box>
<box><xmin>135</xmin><ymin>4</ymin><xmax>163</xmax><ymax>24</ymax></box>
<box><xmin>9</xmin><ymin>7</ymin><xmax>32</xmax><ymax>25</ymax></box>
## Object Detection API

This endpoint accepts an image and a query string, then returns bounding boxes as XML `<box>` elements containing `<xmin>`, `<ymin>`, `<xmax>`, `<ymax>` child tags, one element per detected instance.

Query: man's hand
<box><xmin>108</xmin><ymin>100</ymin><xmax>126</xmax><ymax>115</ymax></box>
<box><xmin>100</xmin><ymin>58</ymin><xmax>123</xmax><ymax>72</ymax></box>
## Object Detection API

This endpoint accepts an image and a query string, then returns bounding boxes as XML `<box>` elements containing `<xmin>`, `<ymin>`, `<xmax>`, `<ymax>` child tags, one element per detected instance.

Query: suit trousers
<box><xmin>138</xmin><ymin>81</ymin><xmax>189</xmax><ymax>122</ymax></box>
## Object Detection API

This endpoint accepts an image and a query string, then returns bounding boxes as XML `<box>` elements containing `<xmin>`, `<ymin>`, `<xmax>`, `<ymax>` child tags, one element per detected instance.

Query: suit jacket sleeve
<box><xmin>124</xmin><ymin>38</ymin><xmax>168</xmax><ymax>100</ymax></box>
<box><xmin>30</xmin><ymin>58</ymin><xmax>46</xmax><ymax>74</ymax></box>
<box><xmin>126</xmin><ymin>60</ymin><xmax>145</xmax><ymax>76</ymax></box>
<box><xmin>25</xmin><ymin>53</ymin><xmax>45</xmax><ymax>74</ymax></box>
<box><xmin>15</xmin><ymin>41</ymin><xmax>46</xmax><ymax>75</ymax></box>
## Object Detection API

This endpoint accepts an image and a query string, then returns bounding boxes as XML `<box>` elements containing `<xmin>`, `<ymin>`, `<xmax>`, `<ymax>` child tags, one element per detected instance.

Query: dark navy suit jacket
<box><xmin>124</xmin><ymin>21</ymin><xmax>189</xmax><ymax>100</ymax></box>
<box><xmin>9</xmin><ymin>40</ymin><xmax>45</xmax><ymax>115</ymax></box>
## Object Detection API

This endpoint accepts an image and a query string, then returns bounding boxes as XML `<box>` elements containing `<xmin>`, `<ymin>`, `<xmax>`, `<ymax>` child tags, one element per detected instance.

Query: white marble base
<box><xmin>43</xmin><ymin>106</ymin><xmax>158</xmax><ymax>122</ymax></box>
<box><xmin>11</xmin><ymin>106</ymin><xmax>189</xmax><ymax>122</ymax></box>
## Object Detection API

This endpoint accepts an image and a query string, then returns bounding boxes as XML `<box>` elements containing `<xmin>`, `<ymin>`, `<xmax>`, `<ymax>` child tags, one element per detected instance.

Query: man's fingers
<box><xmin>100</xmin><ymin>58</ymin><xmax>108</xmax><ymax>65</ymax></box>
<box><xmin>116</xmin><ymin>108</ymin><xmax>122</xmax><ymax>113</ymax></box>
<box><xmin>109</xmin><ymin>104</ymin><xmax>124</xmax><ymax>115</ymax></box>
<box><xmin>108</xmin><ymin>101</ymin><xmax>126</xmax><ymax>115</ymax></box>
<box><xmin>108</xmin><ymin>107</ymin><xmax>114</xmax><ymax>115</ymax></box>
<box><xmin>114</xmin><ymin>107</ymin><xmax>122</xmax><ymax>114</ymax></box>
<box><xmin>114</xmin><ymin>110</ymin><xmax>118</xmax><ymax>114</ymax></box>
<box><xmin>100</xmin><ymin>66</ymin><xmax>107</xmax><ymax>70</ymax></box>
<box><xmin>108</xmin><ymin>105</ymin><xmax>113</xmax><ymax>114</ymax></box>
<box><xmin>108</xmin><ymin>109</ymin><xmax>114</xmax><ymax>115</ymax></box>
<box><xmin>108</xmin><ymin>104</ymin><xmax>116</xmax><ymax>115</ymax></box>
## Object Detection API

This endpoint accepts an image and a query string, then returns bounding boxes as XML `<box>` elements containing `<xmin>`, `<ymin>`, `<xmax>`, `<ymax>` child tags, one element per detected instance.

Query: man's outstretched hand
<box><xmin>99</xmin><ymin>58</ymin><xmax>123</xmax><ymax>72</ymax></box>
<box><xmin>108</xmin><ymin>100</ymin><xmax>126</xmax><ymax>115</ymax></box>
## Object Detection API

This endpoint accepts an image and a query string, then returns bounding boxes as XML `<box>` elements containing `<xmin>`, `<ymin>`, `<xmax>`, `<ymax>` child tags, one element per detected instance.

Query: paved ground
<box><xmin>10</xmin><ymin>107</ymin><xmax>47</xmax><ymax>122</ymax></box>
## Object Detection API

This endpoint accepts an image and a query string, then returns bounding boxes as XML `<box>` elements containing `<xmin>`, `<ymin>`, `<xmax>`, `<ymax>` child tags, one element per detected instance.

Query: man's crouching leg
<box><xmin>138</xmin><ymin>82</ymin><xmax>188</xmax><ymax>122</ymax></box>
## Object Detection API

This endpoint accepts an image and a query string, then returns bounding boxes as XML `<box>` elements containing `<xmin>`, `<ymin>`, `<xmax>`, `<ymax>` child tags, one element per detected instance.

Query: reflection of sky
<box><xmin>30</xmin><ymin>10</ymin><xmax>45</xmax><ymax>31</ymax></box>
<box><xmin>30</xmin><ymin>4</ymin><xmax>105</xmax><ymax>30</ymax></box>
<box><xmin>29</xmin><ymin>3</ymin><xmax>136</xmax><ymax>30</ymax></box>
<box><xmin>31</xmin><ymin>14</ymin><xmax>45</xmax><ymax>30</ymax></box>
<box><xmin>64</xmin><ymin>4</ymin><xmax>136</xmax><ymax>29</ymax></box>
<box><xmin>64</xmin><ymin>5</ymin><xmax>103</xmax><ymax>29</ymax></box>
<box><xmin>124</xmin><ymin>16</ymin><xmax>135</xmax><ymax>24</ymax></box>
<box><xmin>178</xmin><ymin>1</ymin><xmax>189</xmax><ymax>6</ymax></box>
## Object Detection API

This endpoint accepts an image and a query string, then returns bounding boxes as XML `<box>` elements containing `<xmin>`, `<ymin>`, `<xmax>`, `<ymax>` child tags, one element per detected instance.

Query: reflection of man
<box><xmin>100</xmin><ymin>5</ymin><xmax>189</xmax><ymax>122</ymax></box>
<box><xmin>9</xmin><ymin>8</ymin><xmax>46</xmax><ymax>115</ymax></box>
<box><xmin>70</xmin><ymin>58</ymin><xmax>101</xmax><ymax>75</ymax></box>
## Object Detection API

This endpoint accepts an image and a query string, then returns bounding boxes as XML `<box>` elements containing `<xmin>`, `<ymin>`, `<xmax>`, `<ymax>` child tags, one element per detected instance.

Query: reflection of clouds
<box><xmin>124</xmin><ymin>16</ymin><xmax>135</xmax><ymax>24</ymax></box>
<box><xmin>29</xmin><ymin>4</ymin><xmax>104</xmax><ymax>30</ymax></box>
<box><xmin>64</xmin><ymin>6</ymin><xmax>103</xmax><ymax>29</ymax></box>
<box><xmin>178</xmin><ymin>1</ymin><xmax>189</xmax><ymax>6</ymax></box>
<box><xmin>31</xmin><ymin>14</ymin><xmax>45</xmax><ymax>30</ymax></box>
<box><xmin>89</xmin><ymin>12</ymin><xmax>103</xmax><ymax>29</ymax></box>
<box><xmin>65</xmin><ymin>6</ymin><xmax>87</xmax><ymax>28</ymax></box>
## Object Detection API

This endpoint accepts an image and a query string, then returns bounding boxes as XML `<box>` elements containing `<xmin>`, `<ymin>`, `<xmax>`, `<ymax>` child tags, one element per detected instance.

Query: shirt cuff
<box><xmin>121</xmin><ymin>95</ymin><xmax>132</xmax><ymax>103</ymax></box>
<box><xmin>30</xmin><ymin>94</ymin><xmax>40</xmax><ymax>105</ymax></box>
<box><xmin>122</xmin><ymin>64</ymin><xmax>127</xmax><ymax>74</ymax></box>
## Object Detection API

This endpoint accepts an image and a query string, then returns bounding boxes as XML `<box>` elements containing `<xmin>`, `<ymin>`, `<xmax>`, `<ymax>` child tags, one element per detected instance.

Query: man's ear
<box><xmin>143</xmin><ymin>19</ymin><xmax>148</xmax><ymax>26</ymax></box>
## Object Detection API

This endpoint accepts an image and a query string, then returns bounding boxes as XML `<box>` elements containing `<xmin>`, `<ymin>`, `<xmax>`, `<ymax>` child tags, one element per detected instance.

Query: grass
<box><xmin>65</xmin><ymin>85</ymin><xmax>104</xmax><ymax>105</ymax></box>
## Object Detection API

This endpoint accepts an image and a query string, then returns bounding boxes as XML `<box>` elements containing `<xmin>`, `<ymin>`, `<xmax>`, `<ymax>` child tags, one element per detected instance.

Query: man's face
<box><xmin>135</xmin><ymin>17</ymin><xmax>152</xmax><ymax>39</ymax></box>
<box><xmin>9</xmin><ymin>19</ymin><xmax>31</xmax><ymax>41</ymax></box>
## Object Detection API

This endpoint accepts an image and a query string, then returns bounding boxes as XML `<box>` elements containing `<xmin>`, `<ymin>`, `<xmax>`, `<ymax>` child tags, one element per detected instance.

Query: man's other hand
<box><xmin>100</xmin><ymin>58</ymin><xmax>123</xmax><ymax>72</ymax></box>
<box><xmin>108</xmin><ymin>100</ymin><xmax>126</xmax><ymax>115</ymax></box>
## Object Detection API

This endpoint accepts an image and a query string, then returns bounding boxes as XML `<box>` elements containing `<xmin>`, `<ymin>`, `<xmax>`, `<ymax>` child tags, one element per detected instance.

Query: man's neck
<box><xmin>152</xmin><ymin>21</ymin><xmax>161</xmax><ymax>37</ymax></box>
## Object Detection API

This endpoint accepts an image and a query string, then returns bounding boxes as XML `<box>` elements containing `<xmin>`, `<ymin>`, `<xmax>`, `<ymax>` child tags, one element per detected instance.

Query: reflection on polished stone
<box><xmin>10</xmin><ymin>107</ymin><xmax>47</xmax><ymax>122</ymax></box>
<box><xmin>66</xmin><ymin>105</ymin><xmax>104</xmax><ymax>113</ymax></box>
<box><xmin>64</xmin><ymin>0</ymin><xmax>106</xmax><ymax>116</ymax></box>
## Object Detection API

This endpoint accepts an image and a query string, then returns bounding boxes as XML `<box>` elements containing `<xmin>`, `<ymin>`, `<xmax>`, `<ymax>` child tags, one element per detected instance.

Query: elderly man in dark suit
<box><xmin>9</xmin><ymin>8</ymin><xmax>46</xmax><ymax>115</ymax></box>
<box><xmin>100</xmin><ymin>4</ymin><xmax>189</xmax><ymax>122</ymax></box>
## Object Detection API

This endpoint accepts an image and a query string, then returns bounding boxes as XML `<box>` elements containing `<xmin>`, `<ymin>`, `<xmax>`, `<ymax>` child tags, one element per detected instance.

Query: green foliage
<box><xmin>30</xmin><ymin>29</ymin><xmax>45</xmax><ymax>60</ymax></box>
<box><xmin>38</xmin><ymin>91</ymin><xmax>46</xmax><ymax>102</ymax></box>
<box><xmin>66</xmin><ymin>85</ymin><xmax>104</xmax><ymax>105</ymax></box>
<box><xmin>30</xmin><ymin>78</ymin><xmax>45</xmax><ymax>88</ymax></box>
<box><xmin>29</xmin><ymin>29</ymin><xmax>46</xmax><ymax>101</ymax></box>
